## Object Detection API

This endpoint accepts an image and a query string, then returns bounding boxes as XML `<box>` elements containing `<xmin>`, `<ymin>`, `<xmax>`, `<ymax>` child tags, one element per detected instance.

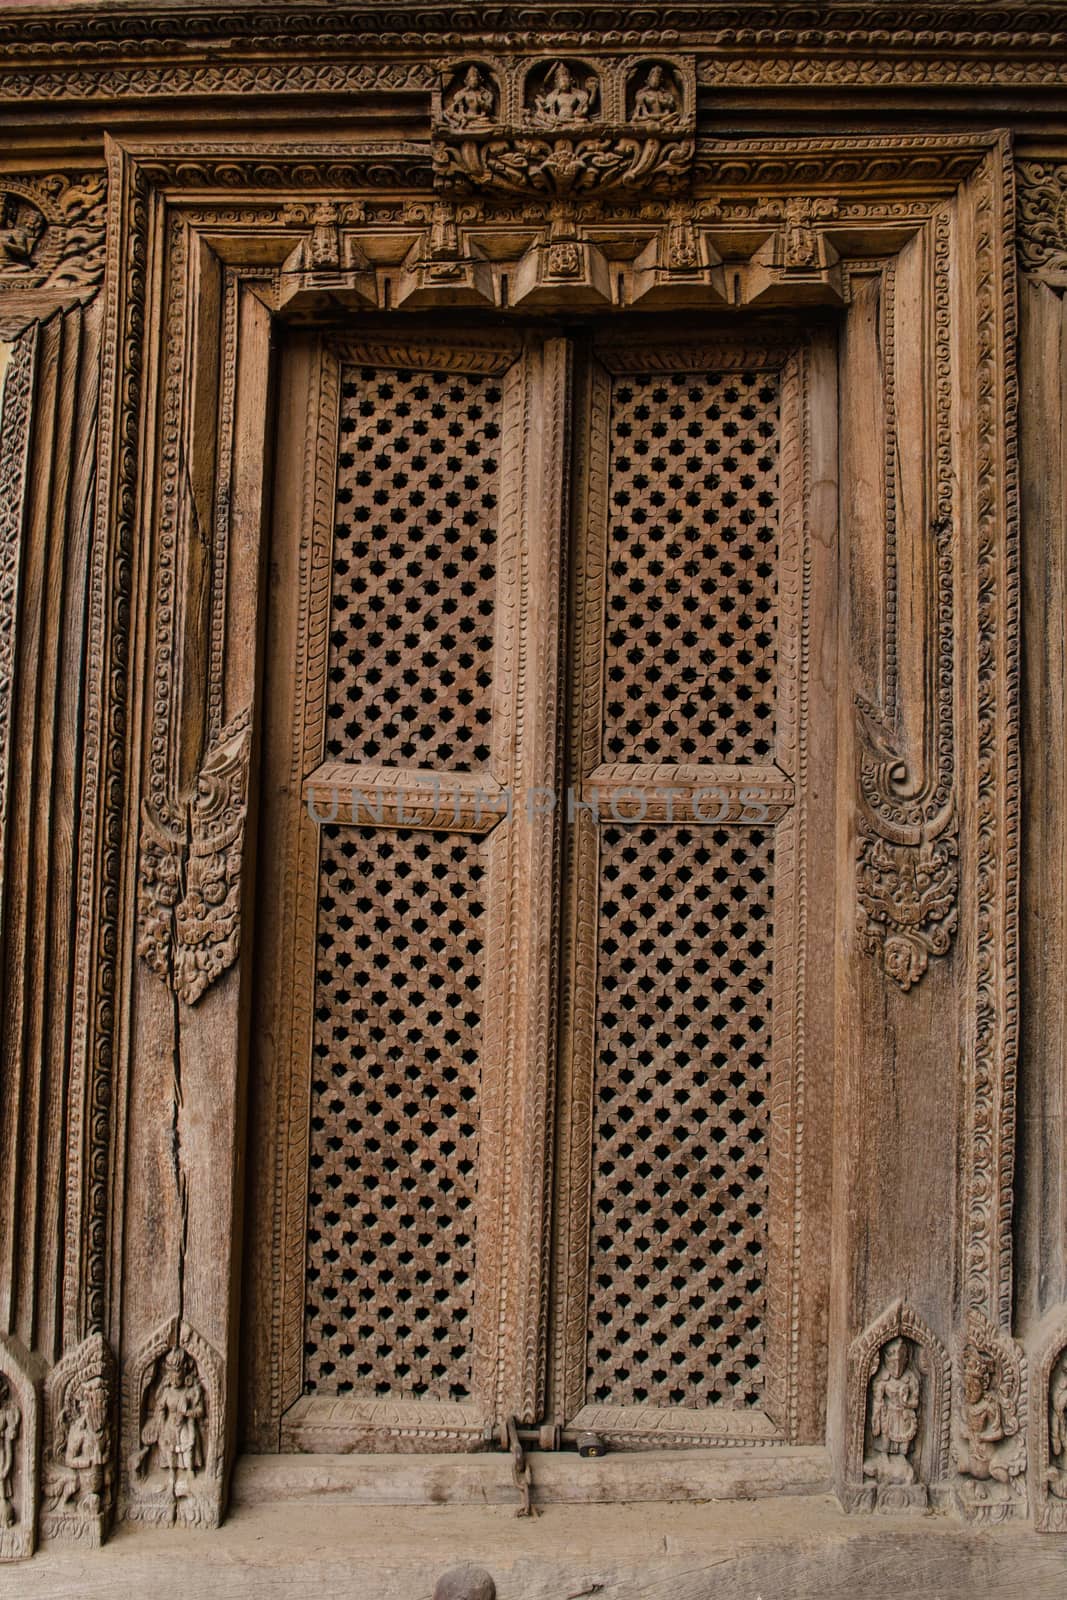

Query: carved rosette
<box><xmin>0</xmin><ymin>1334</ymin><xmax>42</xmax><ymax>1561</ymax></box>
<box><xmin>41</xmin><ymin>1334</ymin><xmax>117</xmax><ymax>1548</ymax></box>
<box><xmin>137</xmin><ymin>707</ymin><xmax>252</xmax><ymax>1006</ymax></box>
<box><xmin>954</xmin><ymin>1312</ymin><xmax>1028</xmax><ymax>1523</ymax></box>
<box><xmin>0</xmin><ymin>173</ymin><xmax>106</xmax><ymax>295</ymax></box>
<box><xmin>843</xmin><ymin>1301</ymin><xmax>951</xmax><ymax>1514</ymax></box>
<box><xmin>432</xmin><ymin>55</ymin><xmax>696</xmax><ymax>199</ymax></box>
<box><xmin>1031</xmin><ymin>1315</ymin><xmax>1067</xmax><ymax>1533</ymax></box>
<box><xmin>124</xmin><ymin>1319</ymin><xmax>224</xmax><ymax>1530</ymax></box>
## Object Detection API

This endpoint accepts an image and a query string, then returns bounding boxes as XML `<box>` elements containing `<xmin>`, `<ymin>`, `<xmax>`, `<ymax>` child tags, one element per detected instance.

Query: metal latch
<box><xmin>500</xmin><ymin>1415</ymin><xmax>536</xmax><ymax>1517</ymax></box>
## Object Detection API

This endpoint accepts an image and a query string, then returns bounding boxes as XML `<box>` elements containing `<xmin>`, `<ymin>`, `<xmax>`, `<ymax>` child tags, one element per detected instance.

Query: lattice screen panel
<box><xmin>326</xmin><ymin>365</ymin><xmax>502</xmax><ymax>770</ymax></box>
<box><xmin>585</xmin><ymin>823</ymin><xmax>774</xmax><ymax>1411</ymax></box>
<box><xmin>304</xmin><ymin>826</ymin><xmax>486</xmax><ymax>1400</ymax></box>
<box><xmin>602</xmin><ymin>370</ymin><xmax>779</xmax><ymax>764</ymax></box>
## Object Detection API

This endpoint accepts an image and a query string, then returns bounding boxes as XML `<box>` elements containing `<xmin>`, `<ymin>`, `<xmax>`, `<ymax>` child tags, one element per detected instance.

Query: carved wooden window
<box><xmin>246</xmin><ymin>326</ymin><xmax>835</xmax><ymax>1455</ymax></box>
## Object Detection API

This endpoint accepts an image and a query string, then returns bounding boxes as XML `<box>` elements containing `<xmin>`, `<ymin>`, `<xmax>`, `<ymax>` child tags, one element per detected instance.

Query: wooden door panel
<box><xmin>246</xmin><ymin>328</ymin><xmax>567</xmax><ymax>1451</ymax></box>
<box><xmin>551</xmin><ymin>334</ymin><xmax>837</xmax><ymax>1445</ymax></box>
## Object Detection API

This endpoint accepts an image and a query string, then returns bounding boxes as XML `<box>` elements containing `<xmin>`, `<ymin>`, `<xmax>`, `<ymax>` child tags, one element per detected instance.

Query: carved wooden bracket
<box><xmin>432</xmin><ymin>54</ymin><xmax>696</xmax><ymax>198</ymax></box>
<box><xmin>137</xmin><ymin>708</ymin><xmax>252</xmax><ymax>1006</ymax></box>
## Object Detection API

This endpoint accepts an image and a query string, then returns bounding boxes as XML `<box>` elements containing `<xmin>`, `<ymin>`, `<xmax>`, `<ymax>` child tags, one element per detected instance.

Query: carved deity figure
<box><xmin>632</xmin><ymin>65</ymin><xmax>680</xmax><ymax>123</ymax></box>
<box><xmin>959</xmin><ymin>1340</ymin><xmax>1018</xmax><ymax>1483</ymax></box>
<box><xmin>0</xmin><ymin>193</ymin><xmax>41</xmax><ymax>268</ymax></box>
<box><xmin>0</xmin><ymin>1377</ymin><xmax>19</xmax><ymax>1528</ymax></box>
<box><xmin>53</xmin><ymin>1375</ymin><xmax>110</xmax><ymax>1512</ymax></box>
<box><xmin>444</xmin><ymin>66</ymin><xmax>497</xmax><ymax>130</ymax></box>
<box><xmin>140</xmin><ymin>1348</ymin><xmax>205</xmax><ymax>1493</ymax></box>
<box><xmin>532</xmin><ymin>64</ymin><xmax>597</xmax><ymax>126</ymax></box>
<box><xmin>864</xmin><ymin>1337</ymin><xmax>920</xmax><ymax>1485</ymax></box>
<box><xmin>1049</xmin><ymin>1351</ymin><xmax>1067</xmax><ymax>1498</ymax></box>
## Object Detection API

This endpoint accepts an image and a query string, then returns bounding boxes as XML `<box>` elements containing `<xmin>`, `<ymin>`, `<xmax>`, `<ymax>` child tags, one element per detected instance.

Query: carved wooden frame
<box><xmin>0</xmin><ymin>112</ymin><xmax>1012</xmax><ymax>1523</ymax></box>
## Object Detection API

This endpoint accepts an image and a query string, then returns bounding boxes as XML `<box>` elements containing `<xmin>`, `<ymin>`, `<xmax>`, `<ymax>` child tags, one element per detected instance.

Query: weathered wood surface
<box><xmin>11</xmin><ymin>1496</ymin><xmax>1067</xmax><ymax>1600</ymax></box>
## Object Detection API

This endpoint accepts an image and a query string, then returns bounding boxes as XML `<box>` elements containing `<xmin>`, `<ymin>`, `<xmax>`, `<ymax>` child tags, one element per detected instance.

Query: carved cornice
<box><xmin>1</xmin><ymin>4</ymin><xmax>1066</xmax><ymax>55</ymax></box>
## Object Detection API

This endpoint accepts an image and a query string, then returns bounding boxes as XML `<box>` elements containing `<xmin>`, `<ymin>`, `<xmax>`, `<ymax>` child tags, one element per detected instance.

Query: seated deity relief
<box><xmin>628</xmin><ymin>63</ymin><xmax>683</xmax><ymax>124</ymax></box>
<box><xmin>525</xmin><ymin>61</ymin><xmax>601</xmax><ymax>127</ymax></box>
<box><xmin>442</xmin><ymin>65</ymin><xmax>499</xmax><ymax>131</ymax></box>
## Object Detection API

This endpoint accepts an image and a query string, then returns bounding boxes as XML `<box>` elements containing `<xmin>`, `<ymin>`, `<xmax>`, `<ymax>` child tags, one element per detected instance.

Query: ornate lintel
<box><xmin>137</xmin><ymin>707</ymin><xmax>252</xmax><ymax>1007</ymax></box>
<box><xmin>432</xmin><ymin>55</ymin><xmax>696</xmax><ymax>199</ymax></box>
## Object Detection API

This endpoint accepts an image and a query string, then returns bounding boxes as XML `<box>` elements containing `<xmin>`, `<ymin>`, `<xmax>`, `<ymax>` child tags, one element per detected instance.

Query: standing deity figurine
<box><xmin>867</xmin><ymin>1337</ymin><xmax>920</xmax><ymax>1480</ymax></box>
<box><xmin>1049</xmin><ymin>1352</ymin><xmax>1067</xmax><ymax>1497</ymax></box>
<box><xmin>140</xmin><ymin>1348</ymin><xmax>205</xmax><ymax>1495</ymax></box>
<box><xmin>0</xmin><ymin>1377</ymin><xmax>19</xmax><ymax>1528</ymax></box>
<box><xmin>632</xmin><ymin>66</ymin><xmax>680</xmax><ymax>122</ymax></box>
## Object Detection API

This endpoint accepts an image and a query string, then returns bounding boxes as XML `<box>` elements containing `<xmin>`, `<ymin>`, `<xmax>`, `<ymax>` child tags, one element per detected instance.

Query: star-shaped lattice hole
<box><xmin>305</xmin><ymin>827</ymin><xmax>486</xmax><ymax>1401</ymax></box>
<box><xmin>603</xmin><ymin>370</ymin><xmax>780</xmax><ymax>765</ymax></box>
<box><xmin>586</xmin><ymin>823</ymin><xmax>773</xmax><ymax>1410</ymax></box>
<box><xmin>326</xmin><ymin>366</ymin><xmax>501</xmax><ymax>770</ymax></box>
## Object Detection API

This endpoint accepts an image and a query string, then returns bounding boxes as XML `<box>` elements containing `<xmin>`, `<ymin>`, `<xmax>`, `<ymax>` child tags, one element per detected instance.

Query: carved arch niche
<box><xmin>93</xmin><ymin>124</ymin><xmax>1019</xmax><ymax>1518</ymax></box>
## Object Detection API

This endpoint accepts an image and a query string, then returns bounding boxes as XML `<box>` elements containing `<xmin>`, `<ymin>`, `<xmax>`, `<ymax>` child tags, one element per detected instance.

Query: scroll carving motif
<box><xmin>954</xmin><ymin>1312</ymin><xmax>1027</xmax><ymax>1523</ymax></box>
<box><xmin>125</xmin><ymin>1320</ymin><xmax>223</xmax><ymax>1529</ymax></box>
<box><xmin>41</xmin><ymin>1334</ymin><xmax>116</xmax><ymax>1548</ymax></box>
<box><xmin>0</xmin><ymin>174</ymin><xmax>106</xmax><ymax>293</ymax></box>
<box><xmin>1016</xmin><ymin>160</ymin><xmax>1067</xmax><ymax>277</ymax></box>
<box><xmin>432</xmin><ymin>55</ymin><xmax>695</xmax><ymax>198</ymax></box>
<box><xmin>0</xmin><ymin>1335</ymin><xmax>40</xmax><ymax>1561</ymax></box>
<box><xmin>853</xmin><ymin>211</ymin><xmax>958</xmax><ymax>998</ymax></box>
<box><xmin>137</xmin><ymin>707</ymin><xmax>252</xmax><ymax>1006</ymax></box>
<box><xmin>843</xmin><ymin>1301</ymin><xmax>951</xmax><ymax>1514</ymax></box>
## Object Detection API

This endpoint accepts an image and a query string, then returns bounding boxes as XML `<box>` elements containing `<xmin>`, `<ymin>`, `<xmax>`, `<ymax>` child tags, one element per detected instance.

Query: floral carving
<box><xmin>137</xmin><ymin>707</ymin><xmax>252</xmax><ymax>1006</ymax></box>
<box><xmin>1016</xmin><ymin>160</ymin><xmax>1067</xmax><ymax>276</ymax></box>
<box><xmin>42</xmin><ymin>1334</ymin><xmax>116</xmax><ymax>1547</ymax></box>
<box><xmin>955</xmin><ymin>1312</ymin><xmax>1027</xmax><ymax>1523</ymax></box>
<box><xmin>857</xmin><ymin>831</ymin><xmax>959</xmax><ymax>991</ymax></box>
<box><xmin>0</xmin><ymin>174</ymin><xmax>106</xmax><ymax>292</ymax></box>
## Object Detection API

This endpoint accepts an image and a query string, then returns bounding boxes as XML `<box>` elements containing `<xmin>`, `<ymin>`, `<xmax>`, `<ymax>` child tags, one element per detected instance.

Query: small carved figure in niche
<box><xmin>50</xmin><ymin>1374</ymin><xmax>110</xmax><ymax>1513</ymax></box>
<box><xmin>532</xmin><ymin>64</ymin><xmax>597</xmax><ymax>126</ymax></box>
<box><xmin>444</xmin><ymin>66</ymin><xmax>497</xmax><ymax>130</ymax></box>
<box><xmin>863</xmin><ymin>1337</ymin><xmax>920</xmax><ymax>1485</ymax></box>
<box><xmin>959</xmin><ymin>1338</ymin><xmax>1019</xmax><ymax>1483</ymax></box>
<box><xmin>1048</xmin><ymin>1350</ymin><xmax>1067</xmax><ymax>1499</ymax></box>
<box><xmin>632</xmin><ymin>65</ymin><xmax>680</xmax><ymax>123</ymax></box>
<box><xmin>139</xmin><ymin>1348</ymin><xmax>205</xmax><ymax>1498</ymax></box>
<box><xmin>0</xmin><ymin>1377</ymin><xmax>19</xmax><ymax>1528</ymax></box>
<box><xmin>0</xmin><ymin>193</ymin><xmax>42</xmax><ymax>268</ymax></box>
